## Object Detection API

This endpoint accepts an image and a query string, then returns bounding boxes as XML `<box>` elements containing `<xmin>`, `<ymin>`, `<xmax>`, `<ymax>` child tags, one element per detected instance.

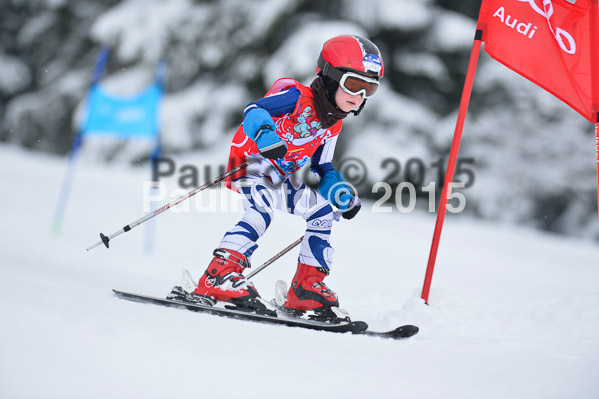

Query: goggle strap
<box><xmin>317</xmin><ymin>54</ymin><xmax>345</xmax><ymax>82</ymax></box>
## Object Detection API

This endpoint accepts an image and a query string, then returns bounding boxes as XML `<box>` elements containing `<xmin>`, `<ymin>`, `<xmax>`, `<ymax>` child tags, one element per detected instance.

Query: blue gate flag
<box><xmin>53</xmin><ymin>46</ymin><xmax>165</xmax><ymax>240</ymax></box>
<box><xmin>82</xmin><ymin>82</ymin><xmax>162</xmax><ymax>138</ymax></box>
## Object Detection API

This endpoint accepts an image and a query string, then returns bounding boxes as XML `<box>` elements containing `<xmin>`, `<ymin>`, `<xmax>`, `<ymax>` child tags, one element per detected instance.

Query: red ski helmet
<box><xmin>316</xmin><ymin>35</ymin><xmax>384</xmax><ymax>81</ymax></box>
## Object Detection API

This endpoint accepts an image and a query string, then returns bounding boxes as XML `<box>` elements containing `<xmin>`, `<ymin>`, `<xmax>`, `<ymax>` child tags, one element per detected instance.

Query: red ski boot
<box><xmin>284</xmin><ymin>262</ymin><xmax>349</xmax><ymax>322</ymax></box>
<box><xmin>193</xmin><ymin>249</ymin><xmax>275</xmax><ymax>316</ymax></box>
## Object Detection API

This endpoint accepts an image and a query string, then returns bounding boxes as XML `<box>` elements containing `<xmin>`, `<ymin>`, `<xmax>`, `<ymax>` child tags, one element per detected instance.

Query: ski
<box><xmin>112</xmin><ymin>289</ymin><xmax>418</xmax><ymax>339</ymax></box>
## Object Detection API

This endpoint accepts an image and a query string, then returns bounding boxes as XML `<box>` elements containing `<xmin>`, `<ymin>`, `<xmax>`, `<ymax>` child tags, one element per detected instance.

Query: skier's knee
<box><xmin>306</xmin><ymin>203</ymin><xmax>334</xmax><ymax>232</ymax></box>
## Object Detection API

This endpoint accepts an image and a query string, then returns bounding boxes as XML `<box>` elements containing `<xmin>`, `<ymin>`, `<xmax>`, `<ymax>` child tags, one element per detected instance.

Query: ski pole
<box><xmin>246</xmin><ymin>236</ymin><xmax>303</xmax><ymax>280</ymax></box>
<box><xmin>86</xmin><ymin>160</ymin><xmax>250</xmax><ymax>251</ymax></box>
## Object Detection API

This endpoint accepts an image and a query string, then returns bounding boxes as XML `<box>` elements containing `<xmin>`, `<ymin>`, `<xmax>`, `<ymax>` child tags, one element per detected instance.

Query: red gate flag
<box><xmin>422</xmin><ymin>0</ymin><xmax>599</xmax><ymax>304</ymax></box>
<box><xmin>477</xmin><ymin>0</ymin><xmax>599</xmax><ymax>123</ymax></box>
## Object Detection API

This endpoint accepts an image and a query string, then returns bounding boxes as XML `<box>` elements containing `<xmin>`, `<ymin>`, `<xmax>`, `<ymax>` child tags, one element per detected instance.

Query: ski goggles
<box><xmin>338</xmin><ymin>72</ymin><xmax>380</xmax><ymax>99</ymax></box>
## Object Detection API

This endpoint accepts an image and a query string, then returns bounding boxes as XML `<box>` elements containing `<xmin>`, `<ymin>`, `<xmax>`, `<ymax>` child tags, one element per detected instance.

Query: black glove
<box><xmin>342</xmin><ymin>197</ymin><xmax>361</xmax><ymax>220</ymax></box>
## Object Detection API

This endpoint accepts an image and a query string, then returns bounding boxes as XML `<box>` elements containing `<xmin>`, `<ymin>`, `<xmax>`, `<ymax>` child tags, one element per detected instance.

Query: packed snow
<box><xmin>1</xmin><ymin>145</ymin><xmax>598</xmax><ymax>398</ymax></box>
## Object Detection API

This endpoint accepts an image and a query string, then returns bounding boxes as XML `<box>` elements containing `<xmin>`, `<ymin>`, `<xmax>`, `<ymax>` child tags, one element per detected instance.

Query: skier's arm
<box><xmin>311</xmin><ymin>137</ymin><xmax>361</xmax><ymax>220</ymax></box>
<box><xmin>244</xmin><ymin>87</ymin><xmax>300</xmax><ymax>118</ymax></box>
<box><xmin>242</xmin><ymin>88</ymin><xmax>300</xmax><ymax>160</ymax></box>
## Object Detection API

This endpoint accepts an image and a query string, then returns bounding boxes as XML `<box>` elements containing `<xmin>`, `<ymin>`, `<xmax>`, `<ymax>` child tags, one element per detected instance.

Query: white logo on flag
<box><xmin>517</xmin><ymin>0</ymin><xmax>577</xmax><ymax>54</ymax></box>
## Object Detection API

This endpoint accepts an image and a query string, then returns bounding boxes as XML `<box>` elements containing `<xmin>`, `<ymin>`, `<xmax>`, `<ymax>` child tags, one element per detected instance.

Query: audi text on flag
<box><xmin>477</xmin><ymin>0</ymin><xmax>599</xmax><ymax>123</ymax></box>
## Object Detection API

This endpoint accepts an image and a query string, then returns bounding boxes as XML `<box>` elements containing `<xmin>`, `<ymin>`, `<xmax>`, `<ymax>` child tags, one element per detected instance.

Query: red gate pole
<box><xmin>421</xmin><ymin>31</ymin><xmax>483</xmax><ymax>304</ymax></box>
<box><xmin>596</xmin><ymin>123</ymin><xmax>599</xmax><ymax>230</ymax></box>
<box><xmin>592</xmin><ymin>1</ymin><xmax>599</xmax><ymax>232</ymax></box>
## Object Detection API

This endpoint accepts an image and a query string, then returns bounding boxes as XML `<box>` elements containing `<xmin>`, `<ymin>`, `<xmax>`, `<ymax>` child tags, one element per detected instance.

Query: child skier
<box><xmin>170</xmin><ymin>34</ymin><xmax>384</xmax><ymax>322</ymax></box>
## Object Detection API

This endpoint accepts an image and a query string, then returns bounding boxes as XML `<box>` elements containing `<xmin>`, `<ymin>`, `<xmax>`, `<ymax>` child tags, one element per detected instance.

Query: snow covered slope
<box><xmin>1</xmin><ymin>145</ymin><xmax>598</xmax><ymax>398</ymax></box>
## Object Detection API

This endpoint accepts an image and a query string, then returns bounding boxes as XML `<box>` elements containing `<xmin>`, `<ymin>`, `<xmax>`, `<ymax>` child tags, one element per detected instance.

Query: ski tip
<box><xmin>393</xmin><ymin>324</ymin><xmax>419</xmax><ymax>338</ymax></box>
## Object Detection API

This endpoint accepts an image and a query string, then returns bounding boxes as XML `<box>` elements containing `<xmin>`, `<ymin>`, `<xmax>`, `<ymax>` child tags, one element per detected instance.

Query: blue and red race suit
<box><xmin>225</xmin><ymin>78</ymin><xmax>342</xmax><ymax>189</ymax></box>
